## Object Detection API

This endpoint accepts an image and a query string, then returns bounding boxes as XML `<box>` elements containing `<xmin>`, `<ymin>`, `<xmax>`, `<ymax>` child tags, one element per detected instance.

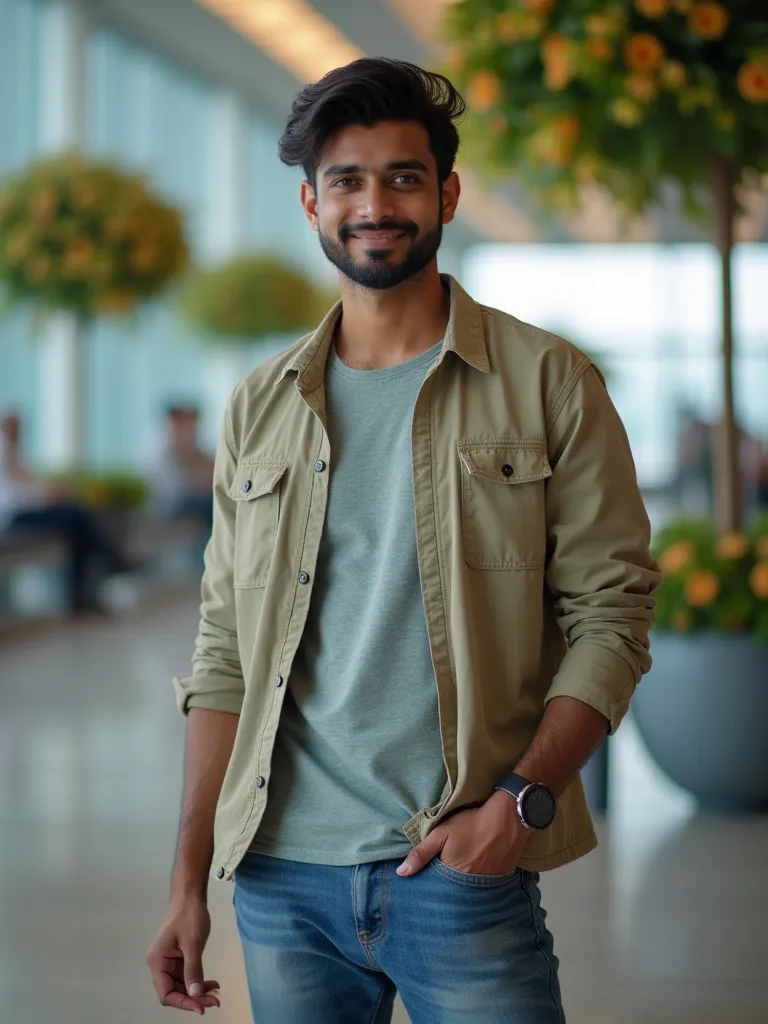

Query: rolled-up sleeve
<box><xmin>172</xmin><ymin>400</ymin><xmax>245</xmax><ymax>717</ymax></box>
<box><xmin>543</xmin><ymin>361</ymin><xmax>663</xmax><ymax>734</ymax></box>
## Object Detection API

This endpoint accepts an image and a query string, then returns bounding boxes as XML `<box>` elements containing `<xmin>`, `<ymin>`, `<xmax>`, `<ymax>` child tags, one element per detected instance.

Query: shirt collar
<box><xmin>271</xmin><ymin>273</ymin><xmax>490</xmax><ymax>394</ymax></box>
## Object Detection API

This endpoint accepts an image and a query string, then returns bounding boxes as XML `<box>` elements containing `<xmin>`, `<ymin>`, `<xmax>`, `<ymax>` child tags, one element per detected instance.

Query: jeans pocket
<box><xmin>430</xmin><ymin>856</ymin><xmax>521</xmax><ymax>888</ymax></box>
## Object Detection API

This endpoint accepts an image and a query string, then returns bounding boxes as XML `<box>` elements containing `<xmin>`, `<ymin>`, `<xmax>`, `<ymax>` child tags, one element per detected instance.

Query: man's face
<box><xmin>301</xmin><ymin>120</ymin><xmax>460</xmax><ymax>290</ymax></box>
<box><xmin>1</xmin><ymin>416</ymin><xmax>20</xmax><ymax>445</ymax></box>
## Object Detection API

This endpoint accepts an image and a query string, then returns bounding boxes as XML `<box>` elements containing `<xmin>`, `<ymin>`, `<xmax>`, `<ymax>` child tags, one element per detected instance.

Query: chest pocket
<box><xmin>458</xmin><ymin>441</ymin><xmax>552</xmax><ymax>570</ymax></box>
<box><xmin>229</xmin><ymin>461</ymin><xmax>288</xmax><ymax>588</ymax></box>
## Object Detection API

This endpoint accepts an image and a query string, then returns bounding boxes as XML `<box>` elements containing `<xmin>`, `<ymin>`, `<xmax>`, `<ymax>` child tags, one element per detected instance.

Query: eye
<box><xmin>332</xmin><ymin>177</ymin><xmax>358</xmax><ymax>188</ymax></box>
<box><xmin>393</xmin><ymin>174</ymin><xmax>419</xmax><ymax>185</ymax></box>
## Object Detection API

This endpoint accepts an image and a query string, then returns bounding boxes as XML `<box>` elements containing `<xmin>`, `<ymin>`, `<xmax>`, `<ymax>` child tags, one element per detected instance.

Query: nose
<box><xmin>356</xmin><ymin>179</ymin><xmax>395</xmax><ymax>223</ymax></box>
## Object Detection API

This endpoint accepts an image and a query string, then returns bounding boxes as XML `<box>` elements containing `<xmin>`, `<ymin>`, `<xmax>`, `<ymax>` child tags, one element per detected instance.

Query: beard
<box><xmin>318</xmin><ymin>216</ymin><xmax>443</xmax><ymax>291</ymax></box>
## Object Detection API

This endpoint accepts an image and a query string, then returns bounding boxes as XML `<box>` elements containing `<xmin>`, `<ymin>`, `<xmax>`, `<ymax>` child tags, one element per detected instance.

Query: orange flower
<box><xmin>750</xmin><ymin>562</ymin><xmax>768</xmax><ymax>600</ymax></box>
<box><xmin>62</xmin><ymin>239</ymin><xmax>95</xmax><ymax>277</ymax></box>
<box><xmin>671</xmin><ymin>610</ymin><xmax>693</xmax><ymax>632</ymax></box>
<box><xmin>541</xmin><ymin>34</ymin><xmax>576</xmax><ymax>90</ymax></box>
<box><xmin>530</xmin><ymin>116</ymin><xmax>581</xmax><ymax>165</ymax></box>
<box><xmin>756</xmin><ymin>537</ymin><xmax>768</xmax><ymax>560</ymax></box>
<box><xmin>497</xmin><ymin>14</ymin><xmax>518</xmax><ymax>43</ymax></box>
<box><xmin>467</xmin><ymin>70</ymin><xmax>502</xmax><ymax>112</ymax></box>
<box><xmin>624</xmin><ymin>33</ymin><xmax>666</xmax><ymax>72</ymax></box>
<box><xmin>522</xmin><ymin>0</ymin><xmax>554</xmax><ymax>12</ymax></box>
<box><xmin>672</xmin><ymin>0</ymin><xmax>693</xmax><ymax>11</ymax></box>
<box><xmin>687</xmin><ymin>2</ymin><xmax>729</xmax><ymax>40</ymax></box>
<box><xmin>587</xmin><ymin>38</ymin><xmax>615</xmax><ymax>62</ymax></box>
<box><xmin>737</xmin><ymin>62</ymin><xmax>768</xmax><ymax>104</ymax></box>
<box><xmin>661</xmin><ymin>60</ymin><xmax>688</xmax><ymax>89</ymax></box>
<box><xmin>716</xmin><ymin>532</ymin><xmax>749</xmax><ymax>560</ymax></box>
<box><xmin>626</xmin><ymin>74</ymin><xmax>659</xmax><ymax>102</ymax></box>
<box><xmin>635</xmin><ymin>0</ymin><xmax>671</xmax><ymax>16</ymax></box>
<box><xmin>658</xmin><ymin>540</ymin><xmax>694</xmax><ymax>574</ymax></box>
<box><xmin>611</xmin><ymin>97</ymin><xmax>645</xmax><ymax>126</ymax></box>
<box><xmin>585</xmin><ymin>14</ymin><xmax>615</xmax><ymax>38</ymax></box>
<box><xmin>685</xmin><ymin>571</ymin><xmax>720</xmax><ymax>607</ymax></box>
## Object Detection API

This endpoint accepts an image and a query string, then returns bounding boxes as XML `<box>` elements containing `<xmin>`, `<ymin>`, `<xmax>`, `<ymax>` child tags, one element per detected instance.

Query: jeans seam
<box><xmin>365</xmin><ymin>861</ymin><xmax>389</xmax><ymax>948</ymax></box>
<box><xmin>520</xmin><ymin>871</ymin><xmax>564</xmax><ymax>1023</ymax></box>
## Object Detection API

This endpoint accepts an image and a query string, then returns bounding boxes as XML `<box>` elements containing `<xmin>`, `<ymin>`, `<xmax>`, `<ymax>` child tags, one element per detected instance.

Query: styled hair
<box><xmin>278</xmin><ymin>57</ymin><xmax>465</xmax><ymax>187</ymax></box>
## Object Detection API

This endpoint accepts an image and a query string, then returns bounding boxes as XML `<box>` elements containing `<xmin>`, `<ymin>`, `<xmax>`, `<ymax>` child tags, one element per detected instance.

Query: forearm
<box><xmin>513</xmin><ymin>695</ymin><xmax>609</xmax><ymax>798</ymax></box>
<box><xmin>170</xmin><ymin>707</ymin><xmax>239</xmax><ymax>902</ymax></box>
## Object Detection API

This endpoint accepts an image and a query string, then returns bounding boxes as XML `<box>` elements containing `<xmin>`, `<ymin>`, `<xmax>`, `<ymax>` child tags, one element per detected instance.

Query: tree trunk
<box><xmin>72</xmin><ymin>314</ymin><xmax>90</xmax><ymax>473</ymax></box>
<box><xmin>710</xmin><ymin>154</ymin><xmax>741</xmax><ymax>534</ymax></box>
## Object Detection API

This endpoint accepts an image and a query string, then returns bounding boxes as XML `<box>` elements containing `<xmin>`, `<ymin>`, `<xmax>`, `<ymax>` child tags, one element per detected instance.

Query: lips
<box><xmin>351</xmin><ymin>232</ymin><xmax>406</xmax><ymax>247</ymax></box>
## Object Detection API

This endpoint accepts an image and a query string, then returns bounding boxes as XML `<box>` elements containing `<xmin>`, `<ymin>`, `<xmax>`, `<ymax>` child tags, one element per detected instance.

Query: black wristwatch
<box><xmin>494</xmin><ymin>772</ymin><xmax>557</xmax><ymax>831</ymax></box>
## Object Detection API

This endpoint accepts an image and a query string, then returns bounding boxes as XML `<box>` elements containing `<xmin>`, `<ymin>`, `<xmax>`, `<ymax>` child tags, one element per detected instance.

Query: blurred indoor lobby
<box><xmin>1</xmin><ymin>1</ymin><xmax>767</xmax><ymax>1022</ymax></box>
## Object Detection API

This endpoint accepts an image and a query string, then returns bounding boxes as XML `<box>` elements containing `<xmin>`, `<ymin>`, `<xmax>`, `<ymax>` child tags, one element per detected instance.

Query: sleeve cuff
<box><xmin>544</xmin><ymin>641</ymin><xmax>638</xmax><ymax>734</ymax></box>
<box><xmin>172</xmin><ymin>675</ymin><xmax>244</xmax><ymax>717</ymax></box>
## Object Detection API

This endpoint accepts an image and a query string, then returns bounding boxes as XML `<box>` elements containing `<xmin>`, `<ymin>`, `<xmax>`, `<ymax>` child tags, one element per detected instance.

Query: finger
<box><xmin>162</xmin><ymin>989</ymin><xmax>210</xmax><ymax>1014</ymax></box>
<box><xmin>180</xmin><ymin>945</ymin><xmax>205</xmax><ymax>998</ymax></box>
<box><xmin>396</xmin><ymin>831</ymin><xmax>446</xmax><ymax>876</ymax></box>
<box><xmin>167</xmin><ymin>980</ymin><xmax>220</xmax><ymax>1012</ymax></box>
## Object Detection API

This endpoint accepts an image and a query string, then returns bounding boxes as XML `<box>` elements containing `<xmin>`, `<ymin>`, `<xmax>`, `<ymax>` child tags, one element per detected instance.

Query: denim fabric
<box><xmin>233</xmin><ymin>851</ymin><xmax>565</xmax><ymax>1024</ymax></box>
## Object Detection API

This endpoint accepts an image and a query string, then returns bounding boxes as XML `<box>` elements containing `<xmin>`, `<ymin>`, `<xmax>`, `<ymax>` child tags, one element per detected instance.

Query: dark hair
<box><xmin>165</xmin><ymin>403</ymin><xmax>199</xmax><ymax>419</ymax></box>
<box><xmin>278</xmin><ymin>58</ymin><xmax>465</xmax><ymax>187</ymax></box>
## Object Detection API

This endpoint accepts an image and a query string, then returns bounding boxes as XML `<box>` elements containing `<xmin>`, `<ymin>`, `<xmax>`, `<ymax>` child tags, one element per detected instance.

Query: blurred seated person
<box><xmin>148</xmin><ymin>404</ymin><xmax>214</xmax><ymax>531</ymax></box>
<box><xmin>0</xmin><ymin>412</ymin><xmax>143</xmax><ymax>614</ymax></box>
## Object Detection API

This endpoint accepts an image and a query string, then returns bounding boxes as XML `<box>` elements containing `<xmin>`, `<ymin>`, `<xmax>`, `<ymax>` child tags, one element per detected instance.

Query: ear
<box><xmin>441</xmin><ymin>170</ymin><xmax>461</xmax><ymax>227</ymax></box>
<box><xmin>301</xmin><ymin>179</ymin><xmax>319</xmax><ymax>233</ymax></box>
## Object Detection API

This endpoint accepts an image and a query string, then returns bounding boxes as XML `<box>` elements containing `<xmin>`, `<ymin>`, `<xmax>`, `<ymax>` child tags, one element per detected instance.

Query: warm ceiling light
<box><xmin>195</xmin><ymin>0</ymin><xmax>360</xmax><ymax>81</ymax></box>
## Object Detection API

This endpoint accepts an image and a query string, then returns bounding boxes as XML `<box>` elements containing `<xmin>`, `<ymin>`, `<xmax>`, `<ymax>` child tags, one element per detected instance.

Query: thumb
<box><xmin>396</xmin><ymin>830</ymin><xmax>445</xmax><ymax>877</ymax></box>
<box><xmin>182</xmin><ymin>945</ymin><xmax>204</xmax><ymax>998</ymax></box>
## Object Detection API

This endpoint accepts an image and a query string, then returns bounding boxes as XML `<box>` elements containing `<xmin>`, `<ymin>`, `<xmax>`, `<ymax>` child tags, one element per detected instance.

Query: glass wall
<box><xmin>465</xmin><ymin>243</ymin><xmax>768</xmax><ymax>524</ymax></box>
<box><xmin>0</xmin><ymin>0</ymin><xmax>43</xmax><ymax>423</ymax></box>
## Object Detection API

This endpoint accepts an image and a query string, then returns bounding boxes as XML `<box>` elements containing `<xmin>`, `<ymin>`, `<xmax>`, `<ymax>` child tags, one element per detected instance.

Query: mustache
<box><xmin>339</xmin><ymin>219</ymin><xmax>419</xmax><ymax>243</ymax></box>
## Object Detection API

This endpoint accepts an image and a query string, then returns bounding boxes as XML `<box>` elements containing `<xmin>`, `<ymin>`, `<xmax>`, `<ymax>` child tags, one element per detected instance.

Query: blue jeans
<box><xmin>233</xmin><ymin>851</ymin><xmax>565</xmax><ymax>1024</ymax></box>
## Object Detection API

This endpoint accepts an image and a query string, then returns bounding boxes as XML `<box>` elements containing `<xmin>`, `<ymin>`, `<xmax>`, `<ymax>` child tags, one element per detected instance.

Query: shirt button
<box><xmin>298</xmin><ymin>571</ymin><xmax>310</xmax><ymax>585</ymax></box>
<box><xmin>274</xmin><ymin>674</ymin><xmax>284</xmax><ymax>687</ymax></box>
<box><xmin>216</xmin><ymin>867</ymin><xmax>225</xmax><ymax>879</ymax></box>
<box><xmin>242</xmin><ymin>479</ymin><xmax>252</xmax><ymax>492</ymax></box>
<box><xmin>256</xmin><ymin>776</ymin><xmax>266</xmax><ymax>788</ymax></box>
<box><xmin>501</xmin><ymin>464</ymin><xmax>514</xmax><ymax>477</ymax></box>
<box><xmin>314</xmin><ymin>459</ymin><xmax>327</xmax><ymax>473</ymax></box>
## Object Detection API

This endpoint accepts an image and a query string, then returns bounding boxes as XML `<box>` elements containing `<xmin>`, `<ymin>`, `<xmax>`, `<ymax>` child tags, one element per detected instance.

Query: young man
<box><xmin>147</xmin><ymin>58</ymin><xmax>662</xmax><ymax>1023</ymax></box>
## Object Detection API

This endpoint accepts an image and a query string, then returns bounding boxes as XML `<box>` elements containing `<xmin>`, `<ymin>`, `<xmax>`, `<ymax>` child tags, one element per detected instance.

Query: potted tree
<box><xmin>179</xmin><ymin>252</ymin><xmax>337</xmax><ymax>352</ymax></box>
<box><xmin>443</xmin><ymin>0</ymin><xmax>768</xmax><ymax>809</ymax></box>
<box><xmin>0</xmin><ymin>152</ymin><xmax>189</xmax><ymax>470</ymax></box>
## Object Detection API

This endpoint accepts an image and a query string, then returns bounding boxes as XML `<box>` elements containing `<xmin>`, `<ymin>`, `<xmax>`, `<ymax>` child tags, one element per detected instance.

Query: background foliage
<box><xmin>444</xmin><ymin>0</ymin><xmax>768</xmax><ymax>214</ymax></box>
<box><xmin>180</xmin><ymin>253</ymin><xmax>338</xmax><ymax>342</ymax></box>
<box><xmin>653</xmin><ymin>514</ymin><xmax>768</xmax><ymax>640</ymax></box>
<box><xmin>0</xmin><ymin>153</ymin><xmax>189</xmax><ymax>319</ymax></box>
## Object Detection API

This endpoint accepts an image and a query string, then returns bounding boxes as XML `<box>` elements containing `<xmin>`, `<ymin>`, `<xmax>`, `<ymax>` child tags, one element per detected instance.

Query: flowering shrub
<box><xmin>653</xmin><ymin>515</ymin><xmax>768</xmax><ymax>640</ymax></box>
<box><xmin>0</xmin><ymin>153</ymin><xmax>188</xmax><ymax>319</ymax></box>
<box><xmin>443</xmin><ymin>0</ymin><xmax>768</xmax><ymax>213</ymax></box>
<box><xmin>180</xmin><ymin>253</ymin><xmax>337</xmax><ymax>342</ymax></box>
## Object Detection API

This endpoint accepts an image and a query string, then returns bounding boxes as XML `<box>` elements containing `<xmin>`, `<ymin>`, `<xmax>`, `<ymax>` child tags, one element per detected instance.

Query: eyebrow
<box><xmin>322</xmin><ymin>159</ymin><xmax>429</xmax><ymax>178</ymax></box>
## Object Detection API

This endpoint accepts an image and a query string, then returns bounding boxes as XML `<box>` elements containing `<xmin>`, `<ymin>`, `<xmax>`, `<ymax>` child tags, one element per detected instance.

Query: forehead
<box><xmin>318</xmin><ymin>120</ymin><xmax>436</xmax><ymax>174</ymax></box>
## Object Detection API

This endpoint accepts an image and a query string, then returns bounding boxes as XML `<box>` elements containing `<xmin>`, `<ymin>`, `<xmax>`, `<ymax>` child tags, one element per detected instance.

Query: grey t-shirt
<box><xmin>250</xmin><ymin>338</ymin><xmax>448</xmax><ymax>864</ymax></box>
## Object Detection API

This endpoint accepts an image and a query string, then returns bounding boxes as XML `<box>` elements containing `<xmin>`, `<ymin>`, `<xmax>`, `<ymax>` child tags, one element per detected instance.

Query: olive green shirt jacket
<box><xmin>173</xmin><ymin>275</ymin><xmax>662</xmax><ymax>883</ymax></box>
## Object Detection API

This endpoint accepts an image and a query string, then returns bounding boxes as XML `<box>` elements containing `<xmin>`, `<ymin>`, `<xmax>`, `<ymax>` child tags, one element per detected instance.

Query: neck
<box><xmin>333</xmin><ymin>263</ymin><xmax>449</xmax><ymax>370</ymax></box>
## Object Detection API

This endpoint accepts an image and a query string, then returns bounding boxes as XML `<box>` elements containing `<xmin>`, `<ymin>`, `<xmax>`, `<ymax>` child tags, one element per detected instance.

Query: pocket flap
<box><xmin>230</xmin><ymin>462</ymin><xmax>288</xmax><ymax>501</ymax></box>
<box><xmin>458</xmin><ymin>442</ymin><xmax>552</xmax><ymax>485</ymax></box>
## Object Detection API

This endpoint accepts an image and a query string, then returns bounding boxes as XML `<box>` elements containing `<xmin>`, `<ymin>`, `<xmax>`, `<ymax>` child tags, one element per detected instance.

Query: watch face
<box><xmin>521</xmin><ymin>785</ymin><xmax>557</xmax><ymax>830</ymax></box>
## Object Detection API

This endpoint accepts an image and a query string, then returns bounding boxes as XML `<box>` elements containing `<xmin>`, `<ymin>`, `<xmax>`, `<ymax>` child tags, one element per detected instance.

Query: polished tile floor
<box><xmin>1</xmin><ymin>588</ymin><xmax>766</xmax><ymax>1024</ymax></box>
